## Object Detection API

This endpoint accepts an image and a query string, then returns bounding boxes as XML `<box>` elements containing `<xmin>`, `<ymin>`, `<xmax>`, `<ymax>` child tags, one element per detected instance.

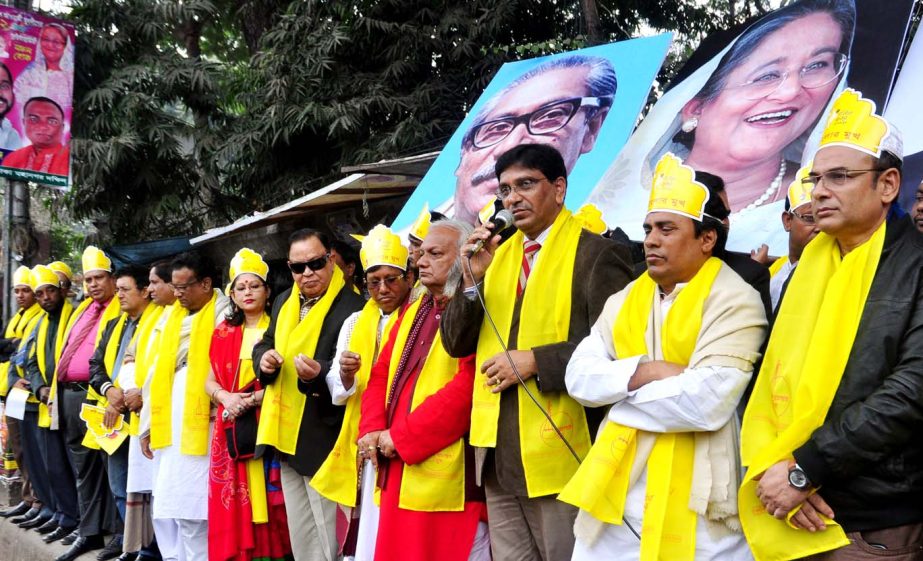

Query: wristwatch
<box><xmin>788</xmin><ymin>463</ymin><xmax>812</xmax><ymax>490</ymax></box>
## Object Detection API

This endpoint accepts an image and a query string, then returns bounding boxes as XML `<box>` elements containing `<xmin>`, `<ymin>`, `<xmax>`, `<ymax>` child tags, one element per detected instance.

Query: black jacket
<box><xmin>253</xmin><ymin>285</ymin><xmax>365</xmax><ymax>477</ymax></box>
<box><xmin>88</xmin><ymin>315</ymin><xmax>136</xmax><ymax>423</ymax></box>
<box><xmin>792</xmin><ymin>216</ymin><xmax>923</xmax><ymax>532</ymax></box>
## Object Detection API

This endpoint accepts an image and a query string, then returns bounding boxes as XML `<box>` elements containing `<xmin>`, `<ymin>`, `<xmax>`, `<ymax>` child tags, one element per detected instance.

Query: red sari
<box><xmin>208</xmin><ymin>320</ymin><xmax>293</xmax><ymax>561</ymax></box>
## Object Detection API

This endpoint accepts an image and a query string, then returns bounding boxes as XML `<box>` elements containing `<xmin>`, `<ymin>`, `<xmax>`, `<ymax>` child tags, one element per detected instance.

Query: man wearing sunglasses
<box><xmin>253</xmin><ymin>228</ymin><xmax>364</xmax><ymax>561</ymax></box>
<box><xmin>740</xmin><ymin>89</ymin><xmax>923</xmax><ymax>560</ymax></box>
<box><xmin>449</xmin><ymin>54</ymin><xmax>616</xmax><ymax>224</ymax></box>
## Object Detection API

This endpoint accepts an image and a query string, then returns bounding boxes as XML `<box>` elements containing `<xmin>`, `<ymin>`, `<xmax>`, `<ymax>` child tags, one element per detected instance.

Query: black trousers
<box><xmin>24</xmin><ymin>409</ymin><xmax>79</xmax><ymax>527</ymax></box>
<box><xmin>59</xmin><ymin>386</ymin><xmax>120</xmax><ymax>537</ymax></box>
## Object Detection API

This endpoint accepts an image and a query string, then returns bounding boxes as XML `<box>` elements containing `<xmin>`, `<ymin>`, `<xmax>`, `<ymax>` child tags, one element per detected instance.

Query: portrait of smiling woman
<box><xmin>587</xmin><ymin>0</ymin><xmax>866</xmax><ymax>254</ymax></box>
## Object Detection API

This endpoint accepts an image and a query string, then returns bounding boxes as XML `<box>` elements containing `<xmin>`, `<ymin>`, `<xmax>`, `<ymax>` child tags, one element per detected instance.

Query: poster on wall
<box><xmin>584</xmin><ymin>0</ymin><xmax>913</xmax><ymax>255</ymax></box>
<box><xmin>0</xmin><ymin>6</ymin><xmax>75</xmax><ymax>189</ymax></box>
<box><xmin>391</xmin><ymin>33</ymin><xmax>673</xmax><ymax>231</ymax></box>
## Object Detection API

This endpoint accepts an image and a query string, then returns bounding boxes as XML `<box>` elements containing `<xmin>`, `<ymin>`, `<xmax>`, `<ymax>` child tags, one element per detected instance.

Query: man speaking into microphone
<box><xmin>441</xmin><ymin>144</ymin><xmax>633</xmax><ymax>560</ymax></box>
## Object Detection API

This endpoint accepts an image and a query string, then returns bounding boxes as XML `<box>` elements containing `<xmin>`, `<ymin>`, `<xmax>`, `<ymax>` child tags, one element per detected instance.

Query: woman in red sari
<box><xmin>205</xmin><ymin>248</ymin><xmax>292</xmax><ymax>561</ymax></box>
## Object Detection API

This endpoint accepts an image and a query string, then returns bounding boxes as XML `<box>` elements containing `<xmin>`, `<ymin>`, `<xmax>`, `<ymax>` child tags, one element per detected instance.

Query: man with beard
<box><xmin>0</xmin><ymin>62</ymin><xmax>22</xmax><ymax>150</ymax></box>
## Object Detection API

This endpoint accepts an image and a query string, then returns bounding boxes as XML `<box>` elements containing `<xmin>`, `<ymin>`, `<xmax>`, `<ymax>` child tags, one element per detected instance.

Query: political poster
<box><xmin>585</xmin><ymin>0</ymin><xmax>913</xmax><ymax>255</ymax></box>
<box><xmin>0</xmin><ymin>6</ymin><xmax>75</xmax><ymax>189</ymax></box>
<box><xmin>391</xmin><ymin>33</ymin><xmax>673</xmax><ymax>230</ymax></box>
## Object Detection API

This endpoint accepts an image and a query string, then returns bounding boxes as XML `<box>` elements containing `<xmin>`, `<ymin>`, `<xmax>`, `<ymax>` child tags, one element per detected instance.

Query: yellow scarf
<box><xmin>149</xmin><ymin>291</ymin><xmax>220</xmax><ymax>454</ymax></box>
<box><xmin>383</xmin><ymin>296</ymin><xmax>465</xmax><ymax>511</ymax></box>
<box><xmin>240</xmin><ymin>316</ymin><xmax>271</xmax><ymax>524</ymax></box>
<box><xmin>0</xmin><ymin>303</ymin><xmax>42</xmax><ymax>398</ymax></box>
<box><xmin>559</xmin><ymin>257</ymin><xmax>723</xmax><ymax>561</ymax></box>
<box><xmin>36</xmin><ymin>299</ymin><xmax>75</xmax><ymax>428</ymax></box>
<box><xmin>123</xmin><ymin>304</ymin><xmax>167</xmax><ymax>435</ymax></box>
<box><xmin>312</xmin><ymin>298</ymin><xmax>398</xmax><ymax>506</ymax></box>
<box><xmin>472</xmin><ymin>208</ymin><xmax>591</xmax><ymax>497</ymax></box>
<box><xmin>257</xmin><ymin>267</ymin><xmax>345</xmax><ymax>455</ymax></box>
<box><xmin>739</xmin><ymin>225</ymin><xmax>885</xmax><ymax>561</ymax></box>
<box><xmin>769</xmin><ymin>256</ymin><xmax>787</xmax><ymax>278</ymax></box>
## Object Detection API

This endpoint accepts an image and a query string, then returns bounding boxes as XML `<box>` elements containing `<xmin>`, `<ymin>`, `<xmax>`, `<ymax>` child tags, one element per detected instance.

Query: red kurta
<box><xmin>2</xmin><ymin>143</ymin><xmax>69</xmax><ymax>175</ymax></box>
<box><xmin>208</xmin><ymin>321</ymin><xmax>292</xmax><ymax>561</ymax></box>
<box><xmin>359</xmin><ymin>295</ymin><xmax>487</xmax><ymax>561</ymax></box>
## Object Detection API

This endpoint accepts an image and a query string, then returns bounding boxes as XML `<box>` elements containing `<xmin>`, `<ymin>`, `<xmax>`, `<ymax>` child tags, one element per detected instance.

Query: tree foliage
<box><xmin>56</xmin><ymin>0</ymin><xmax>769</xmax><ymax>243</ymax></box>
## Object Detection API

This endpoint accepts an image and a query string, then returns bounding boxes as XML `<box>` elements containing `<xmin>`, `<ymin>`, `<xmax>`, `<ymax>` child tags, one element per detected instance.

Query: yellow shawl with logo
<box><xmin>739</xmin><ymin>225</ymin><xmax>886</xmax><ymax>561</ymax></box>
<box><xmin>472</xmin><ymin>208</ymin><xmax>590</xmax><ymax>497</ymax></box>
<box><xmin>312</xmin><ymin>298</ymin><xmax>399</xmax><ymax>507</ymax></box>
<box><xmin>149</xmin><ymin>291</ymin><xmax>221</xmax><ymax>454</ymax></box>
<box><xmin>257</xmin><ymin>267</ymin><xmax>345</xmax><ymax>455</ymax></box>
<box><xmin>559</xmin><ymin>257</ymin><xmax>723</xmax><ymax>561</ymax></box>
<box><xmin>384</xmin><ymin>295</ymin><xmax>465</xmax><ymax>512</ymax></box>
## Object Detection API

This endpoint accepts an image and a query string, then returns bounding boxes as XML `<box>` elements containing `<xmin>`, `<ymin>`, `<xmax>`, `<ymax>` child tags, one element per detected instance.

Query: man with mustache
<box><xmin>0</xmin><ymin>62</ymin><xmax>22</xmax><ymax>150</ymax></box>
<box><xmin>442</xmin><ymin>144</ymin><xmax>633</xmax><ymax>560</ymax></box>
<box><xmin>2</xmin><ymin>96</ymin><xmax>69</xmax><ymax>176</ymax></box>
<box><xmin>449</xmin><ymin>55</ymin><xmax>616</xmax><ymax>224</ymax></box>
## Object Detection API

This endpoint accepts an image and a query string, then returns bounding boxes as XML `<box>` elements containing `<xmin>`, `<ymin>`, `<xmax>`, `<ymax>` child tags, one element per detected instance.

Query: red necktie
<box><xmin>518</xmin><ymin>240</ymin><xmax>542</xmax><ymax>296</ymax></box>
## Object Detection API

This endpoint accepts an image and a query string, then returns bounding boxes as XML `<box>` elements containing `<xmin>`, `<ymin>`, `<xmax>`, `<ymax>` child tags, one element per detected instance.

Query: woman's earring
<box><xmin>681</xmin><ymin>117</ymin><xmax>698</xmax><ymax>133</ymax></box>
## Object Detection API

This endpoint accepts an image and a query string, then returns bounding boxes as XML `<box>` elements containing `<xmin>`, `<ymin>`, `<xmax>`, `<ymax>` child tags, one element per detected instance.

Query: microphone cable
<box><xmin>463</xmin><ymin>254</ymin><xmax>642</xmax><ymax>541</ymax></box>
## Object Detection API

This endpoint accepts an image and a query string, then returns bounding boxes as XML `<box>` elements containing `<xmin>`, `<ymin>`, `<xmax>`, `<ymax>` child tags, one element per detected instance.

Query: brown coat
<box><xmin>440</xmin><ymin>228</ymin><xmax>633</xmax><ymax>496</ymax></box>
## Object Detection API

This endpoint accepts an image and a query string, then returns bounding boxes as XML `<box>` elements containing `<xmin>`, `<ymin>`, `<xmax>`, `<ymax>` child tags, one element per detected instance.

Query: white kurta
<box><xmin>565</xmin><ymin>264</ymin><xmax>767</xmax><ymax>561</ymax></box>
<box><xmin>327</xmin><ymin>308</ymin><xmax>395</xmax><ymax>561</ymax></box>
<box><xmin>149</xmin><ymin>293</ymin><xmax>228</xmax><ymax>521</ymax></box>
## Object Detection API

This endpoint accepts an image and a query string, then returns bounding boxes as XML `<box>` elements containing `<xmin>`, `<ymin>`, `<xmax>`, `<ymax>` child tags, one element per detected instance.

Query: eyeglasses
<box><xmin>729</xmin><ymin>53</ymin><xmax>848</xmax><ymax>101</ymax></box>
<box><xmin>802</xmin><ymin>168</ymin><xmax>883</xmax><ymax>188</ymax></box>
<box><xmin>497</xmin><ymin>176</ymin><xmax>548</xmax><ymax>200</ymax></box>
<box><xmin>288</xmin><ymin>254</ymin><xmax>328</xmax><ymax>275</ymax></box>
<box><xmin>367</xmin><ymin>274</ymin><xmax>404</xmax><ymax>290</ymax></box>
<box><xmin>788</xmin><ymin>209</ymin><xmax>815</xmax><ymax>225</ymax></box>
<box><xmin>468</xmin><ymin>96</ymin><xmax>612</xmax><ymax>150</ymax></box>
<box><xmin>0</xmin><ymin>82</ymin><xmax>11</xmax><ymax>92</ymax></box>
<box><xmin>171</xmin><ymin>279</ymin><xmax>203</xmax><ymax>293</ymax></box>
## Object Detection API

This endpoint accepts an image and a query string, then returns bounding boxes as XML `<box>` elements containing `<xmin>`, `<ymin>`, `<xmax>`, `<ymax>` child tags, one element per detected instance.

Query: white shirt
<box><xmin>326</xmin><ymin>307</ymin><xmax>394</xmax><ymax>405</ymax></box>
<box><xmin>769</xmin><ymin>259</ymin><xmax>796</xmax><ymax>311</ymax></box>
<box><xmin>0</xmin><ymin>117</ymin><xmax>22</xmax><ymax>151</ymax></box>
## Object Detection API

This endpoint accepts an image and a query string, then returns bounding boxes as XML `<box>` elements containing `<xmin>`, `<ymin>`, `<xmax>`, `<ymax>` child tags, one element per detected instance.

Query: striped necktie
<box><xmin>518</xmin><ymin>240</ymin><xmax>542</xmax><ymax>296</ymax></box>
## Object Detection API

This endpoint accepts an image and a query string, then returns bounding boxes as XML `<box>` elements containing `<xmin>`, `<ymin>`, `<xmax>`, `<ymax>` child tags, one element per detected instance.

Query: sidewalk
<box><xmin>0</xmin><ymin>513</ymin><xmax>71</xmax><ymax>561</ymax></box>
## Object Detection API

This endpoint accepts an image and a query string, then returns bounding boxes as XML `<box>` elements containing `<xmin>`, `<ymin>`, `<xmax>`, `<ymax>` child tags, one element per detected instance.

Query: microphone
<box><xmin>471</xmin><ymin>209</ymin><xmax>514</xmax><ymax>255</ymax></box>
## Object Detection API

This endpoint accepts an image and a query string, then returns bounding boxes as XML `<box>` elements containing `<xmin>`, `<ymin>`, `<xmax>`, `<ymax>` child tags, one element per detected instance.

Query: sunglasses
<box><xmin>288</xmin><ymin>254</ymin><xmax>328</xmax><ymax>275</ymax></box>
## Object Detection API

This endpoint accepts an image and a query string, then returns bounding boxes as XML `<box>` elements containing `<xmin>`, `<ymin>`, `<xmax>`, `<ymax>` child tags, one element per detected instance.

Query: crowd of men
<box><xmin>0</xmin><ymin>86</ymin><xmax>922</xmax><ymax>561</ymax></box>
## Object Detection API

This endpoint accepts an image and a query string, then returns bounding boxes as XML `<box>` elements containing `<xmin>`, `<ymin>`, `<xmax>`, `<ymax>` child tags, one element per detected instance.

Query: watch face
<box><xmin>789</xmin><ymin>469</ymin><xmax>808</xmax><ymax>489</ymax></box>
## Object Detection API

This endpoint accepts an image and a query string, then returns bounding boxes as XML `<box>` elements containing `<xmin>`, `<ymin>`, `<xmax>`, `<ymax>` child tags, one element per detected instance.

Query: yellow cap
<box><xmin>787</xmin><ymin>162</ymin><xmax>814</xmax><ymax>211</ymax></box>
<box><xmin>408</xmin><ymin>203</ymin><xmax>431</xmax><ymax>242</ymax></box>
<box><xmin>12</xmin><ymin>266</ymin><xmax>35</xmax><ymax>289</ymax></box>
<box><xmin>226</xmin><ymin>247</ymin><xmax>269</xmax><ymax>295</ymax></box>
<box><xmin>32</xmin><ymin>265</ymin><xmax>62</xmax><ymax>290</ymax></box>
<box><xmin>647</xmin><ymin>153</ymin><xmax>710</xmax><ymax>221</ymax></box>
<box><xmin>48</xmin><ymin>261</ymin><xmax>73</xmax><ymax>280</ymax></box>
<box><xmin>81</xmin><ymin>246</ymin><xmax>112</xmax><ymax>274</ymax></box>
<box><xmin>573</xmin><ymin>203</ymin><xmax>608</xmax><ymax>234</ymax></box>
<box><xmin>351</xmin><ymin>225</ymin><xmax>408</xmax><ymax>272</ymax></box>
<box><xmin>818</xmin><ymin>88</ymin><xmax>902</xmax><ymax>159</ymax></box>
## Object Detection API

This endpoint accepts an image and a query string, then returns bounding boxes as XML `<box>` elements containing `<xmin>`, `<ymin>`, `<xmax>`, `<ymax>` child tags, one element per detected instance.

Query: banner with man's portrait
<box><xmin>0</xmin><ymin>6</ymin><xmax>75</xmax><ymax>190</ymax></box>
<box><xmin>585</xmin><ymin>0</ymin><xmax>913</xmax><ymax>255</ymax></box>
<box><xmin>391</xmin><ymin>33</ymin><xmax>673</xmax><ymax>231</ymax></box>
